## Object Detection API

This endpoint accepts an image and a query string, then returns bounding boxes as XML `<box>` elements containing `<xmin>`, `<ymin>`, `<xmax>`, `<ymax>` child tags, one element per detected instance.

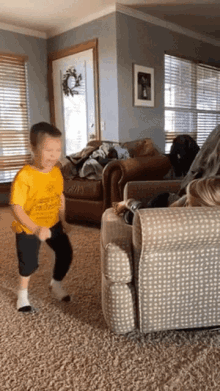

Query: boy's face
<box><xmin>32</xmin><ymin>135</ymin><xmax>62</xmax><ymax>171</ymax></box>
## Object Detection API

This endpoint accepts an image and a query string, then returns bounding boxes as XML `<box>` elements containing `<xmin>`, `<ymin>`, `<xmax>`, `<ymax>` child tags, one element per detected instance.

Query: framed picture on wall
<box><xmin>133</xmin><ymin>64</ymin><xmax>154</xmax><ymax>107</ymax></box>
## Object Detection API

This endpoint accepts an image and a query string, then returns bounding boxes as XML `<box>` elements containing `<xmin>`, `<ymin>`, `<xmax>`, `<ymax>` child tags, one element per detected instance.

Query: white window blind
<box><xmin>164</xmin><ymin>54</ymin><xmax>220</xmax><ymax>154</ymax></box>
<box><xmin>0</xmin><ymin>53</ymin><xmax>31</xmax><ymax>184</ymax></box>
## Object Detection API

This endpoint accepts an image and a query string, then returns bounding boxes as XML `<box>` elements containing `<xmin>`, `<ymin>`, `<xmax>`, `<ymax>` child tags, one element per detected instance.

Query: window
<box><xmin>164</xmin><ymin>54</ymin><xmax>220</xmax><ymax>153</ymax></box>
<box><xmin>0</xmin><ymin>53</ymin><xmax>31</xmax><ymax>184</ymax></box>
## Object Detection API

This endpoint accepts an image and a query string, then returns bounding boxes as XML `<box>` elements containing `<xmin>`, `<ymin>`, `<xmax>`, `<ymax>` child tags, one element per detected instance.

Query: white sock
<box><xmin>50</xmin><ymin>279</ymin><xmax>70</xmax><ymax>301</ymax></box>
<box><xmin>17</xmin><ymin>288</ymin><xmax>30</xmax><ymax>310</ymax></box>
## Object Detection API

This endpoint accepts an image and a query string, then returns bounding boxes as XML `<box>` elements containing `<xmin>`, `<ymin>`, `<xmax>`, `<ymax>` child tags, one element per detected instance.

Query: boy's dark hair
<box><xmin>30</xmin><ymin>122</ymin><xmax>62</xmax><ymax>149</ymax></box>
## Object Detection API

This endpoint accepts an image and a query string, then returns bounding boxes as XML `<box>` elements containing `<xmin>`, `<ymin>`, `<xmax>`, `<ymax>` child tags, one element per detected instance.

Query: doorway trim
<box><xmin>48</xmin><ymin>38</ymin><xmax>100</xmax><ymax>140</ymax></box>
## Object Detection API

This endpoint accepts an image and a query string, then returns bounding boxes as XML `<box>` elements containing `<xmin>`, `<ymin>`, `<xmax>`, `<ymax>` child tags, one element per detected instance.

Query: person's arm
<box><xmin>11</xmin><ymin>204</ymin><xmax>40</xmax><ymax>234</ymax></box>
<box><xmin>59</xmin><ymin>193</ymin><xmax>72</xmax><ymax>233</ymax></box>
<box><xmin>59</xmin><ymin>193</ymin><xmax>66</xmax><ymax>223</ymax></box>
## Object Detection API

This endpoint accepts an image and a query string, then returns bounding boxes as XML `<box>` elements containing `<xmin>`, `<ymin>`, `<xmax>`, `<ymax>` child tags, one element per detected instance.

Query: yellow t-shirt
<box><xmin>10</xmin><ymin>164</ymin><xmax>64</xmax><ymax>234</ymax></box>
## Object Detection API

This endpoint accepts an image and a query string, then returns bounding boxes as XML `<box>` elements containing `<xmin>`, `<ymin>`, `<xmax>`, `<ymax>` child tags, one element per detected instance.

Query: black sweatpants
<box><xmin>15</xmin><ymin>220</ymin><xmax>73</xmax><ymax>280</ymax></box>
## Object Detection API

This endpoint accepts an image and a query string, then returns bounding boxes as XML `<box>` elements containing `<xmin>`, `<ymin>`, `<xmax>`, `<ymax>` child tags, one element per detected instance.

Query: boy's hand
<box><xmin>35</xmin><ymin>227</ymin><xmax>51</xmax><ymax>241</ymax></box>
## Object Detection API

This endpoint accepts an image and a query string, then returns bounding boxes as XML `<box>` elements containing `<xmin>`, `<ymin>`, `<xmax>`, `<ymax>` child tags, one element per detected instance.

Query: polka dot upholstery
<box><xmin>101</xmin><ymin>207</ymin><xmax>220</xmax><ymax>334</ymax></box>
<box><xmin>101</xmin><ymin>242</ymin><xmax>133</xmax><ymax>283</ymax></box>
<box><xmin>101</xmin><ymin>209</ymin><xmax>136</xmax><ymax>334</ymax></box>
<box><xmin>133</xmin><ymin>207</ymin><xmax>220</xmax><ymax>333</ymax></box>
<box><xmin>102</xmin><ymin>274</ymin><xmax>137</xmax><ymax>334</ymax></box>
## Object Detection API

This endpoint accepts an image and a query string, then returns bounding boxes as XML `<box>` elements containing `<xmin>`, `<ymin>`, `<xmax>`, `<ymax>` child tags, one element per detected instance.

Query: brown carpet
<box><xmin>1</xmin><ymin>205</ymin><xmax>220</xmax><ymax>391</ymax></box>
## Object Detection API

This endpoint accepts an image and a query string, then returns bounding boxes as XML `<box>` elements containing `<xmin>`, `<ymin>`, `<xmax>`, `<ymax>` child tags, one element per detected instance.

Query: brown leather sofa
<box><xmin>59</xmin><ymin>138</ymin><xmax>172</xmax><ymax>224</ymax></box>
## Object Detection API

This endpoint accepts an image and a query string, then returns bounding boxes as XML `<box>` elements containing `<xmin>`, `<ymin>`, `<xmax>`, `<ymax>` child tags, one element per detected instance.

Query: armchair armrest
<box><xmin>102</xmin><ymin>154</ymin><xmax>171</xmax><ymax>210</ymax></box>
<box><xmin>101</xmin><ymin>208</ymin><xmax>136</xmax><ymax>334</ymax></box>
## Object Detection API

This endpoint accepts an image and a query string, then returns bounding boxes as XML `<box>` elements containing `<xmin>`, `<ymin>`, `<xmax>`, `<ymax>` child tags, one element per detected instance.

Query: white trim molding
<box><xmin>116</xmin><ymin>3</ymin><xmax>220</xmax><ymax>48</ymax></box>
<box><xmin>0</xmin><ymin>3</ymin><xmax>220</xmax><ymax>47</ymax></box>
<box><xmin>47</xmin><ymin>5</ymin><xmax>116</xmax><ymax>38</ymax></box>
<box><xmin>0</xmin><ymin>21</ymin><xmax>47</xmax><ymax>39</ymax></box>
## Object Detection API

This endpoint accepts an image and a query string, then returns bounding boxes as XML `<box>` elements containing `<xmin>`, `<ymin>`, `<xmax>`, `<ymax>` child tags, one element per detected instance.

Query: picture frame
<box><xmin>133</xmin><ymin>64</ymin><xmax>154</xmax><ymax>107</ymax></box>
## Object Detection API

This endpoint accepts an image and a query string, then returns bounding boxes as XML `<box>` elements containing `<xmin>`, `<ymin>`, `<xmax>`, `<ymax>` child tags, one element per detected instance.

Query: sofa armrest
<box><xmin>102</xmin><ymin>154</ymin><xmax>171</xmax><ymax>210</ymax></box>
<box><xmin>124</xmin><ymin>180</ymin><xmax>182</xmax><ymax>203</ymax></box>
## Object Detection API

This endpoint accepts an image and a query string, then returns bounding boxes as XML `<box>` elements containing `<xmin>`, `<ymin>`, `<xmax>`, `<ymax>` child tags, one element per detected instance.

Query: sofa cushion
<box><xmin>64</xmin><ymin>178</ymin><xmax>103</xmax><ymax>200</ymax></box>
<box><xmin>122</xmin><ymin>138</ymin><xmax>160</xmax><ymax>158</ymax></box>
<box><xmin>88</xmin><ymin>138</ymin><xmax>160</xmax><ymax>158</ymax></box>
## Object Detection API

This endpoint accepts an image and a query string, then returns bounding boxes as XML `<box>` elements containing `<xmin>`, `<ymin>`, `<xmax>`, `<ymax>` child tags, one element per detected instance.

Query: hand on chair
<box><xmin>112</xmin><ymin>199</ymin><xmax>140</xmax><ymax>215</ymax></box>
<box><xmin>112</xmin><ymin>201</ymin><xmax>128</xmax><ymax>215</ymax></box>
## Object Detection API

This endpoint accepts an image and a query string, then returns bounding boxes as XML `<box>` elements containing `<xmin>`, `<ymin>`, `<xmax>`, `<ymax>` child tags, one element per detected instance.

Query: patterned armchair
<box><xmin>101</xmin><ymin>180</ymin><xmax>220</xmax><ymax>334</ymax></box>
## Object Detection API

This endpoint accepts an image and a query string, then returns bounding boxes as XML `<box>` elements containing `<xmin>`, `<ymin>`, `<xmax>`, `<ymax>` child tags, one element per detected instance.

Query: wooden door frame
<box><xmin>48</xmin><ymin>38</ymin><xmax>101</xmax><ymax>141</ymax></box>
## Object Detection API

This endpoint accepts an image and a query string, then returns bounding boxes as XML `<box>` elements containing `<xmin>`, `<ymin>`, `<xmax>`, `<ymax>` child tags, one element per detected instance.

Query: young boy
<box><xmin>10</xmin><ymin>122</ymin><xmax>73</xmax><ymax>313</ymax></box>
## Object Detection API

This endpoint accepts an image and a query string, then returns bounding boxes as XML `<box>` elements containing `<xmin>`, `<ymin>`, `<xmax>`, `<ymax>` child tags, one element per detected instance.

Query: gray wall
<box><xmin>47</xmin><ymin>13</ymin><xmax>119</xmax><ymax>142</ymax></box>
<box><xmin>0</xmin><ymin>29</ymin><xmax>50</xmax><ymax>126</ymax></box>
<box><xmin>116</xmin><ymin>12</ymin><xmax>220</xmax><ymax>152</ymax></box>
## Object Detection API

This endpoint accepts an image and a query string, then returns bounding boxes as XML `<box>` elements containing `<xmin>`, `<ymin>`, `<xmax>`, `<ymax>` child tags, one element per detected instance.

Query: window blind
<box><xmin>0</xmin><ymin>53</ymin><xmax>31</xmax><ymax>184</ymax></box>
<box><xmin>164</xmin><ymin>54</ymin><xmax>220</xmax><ymax>154</ymax></box>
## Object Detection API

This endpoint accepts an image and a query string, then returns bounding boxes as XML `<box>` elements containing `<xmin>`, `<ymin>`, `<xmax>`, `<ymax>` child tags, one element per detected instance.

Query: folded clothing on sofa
<box><xmin>60</xmin><ymin>142</ymin><xmax>130</xmax><ymax>180</ymax></box>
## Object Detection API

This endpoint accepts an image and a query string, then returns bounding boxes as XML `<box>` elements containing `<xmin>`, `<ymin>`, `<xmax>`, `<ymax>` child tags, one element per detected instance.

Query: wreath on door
<box><xmin>62</xmin><ymin>67</ymin><xmax>82</xmax><ymax>97</ymax></box>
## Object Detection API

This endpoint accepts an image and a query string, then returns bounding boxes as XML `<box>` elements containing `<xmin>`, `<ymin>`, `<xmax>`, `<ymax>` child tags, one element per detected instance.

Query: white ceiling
<box><xmin>0</xmin><ymin>0</ymin><xmax>220</xmax><ymax>41</ymax></box>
